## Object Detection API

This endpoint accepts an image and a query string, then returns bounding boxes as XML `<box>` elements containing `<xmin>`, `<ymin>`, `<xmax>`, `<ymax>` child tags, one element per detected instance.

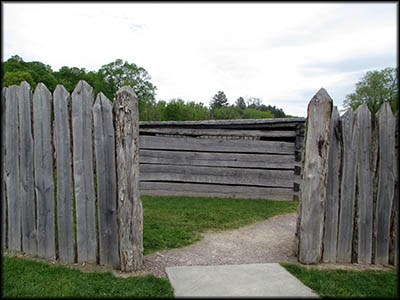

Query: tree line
<box><xmin>2</xmin><ymin>55</ymin><xmax>292</xmax><ymax>121</ymax></box>
<box><xmin>2</xmin><ymin>55</ymin><xmax>397</xmax><ymax>120</ymax></box>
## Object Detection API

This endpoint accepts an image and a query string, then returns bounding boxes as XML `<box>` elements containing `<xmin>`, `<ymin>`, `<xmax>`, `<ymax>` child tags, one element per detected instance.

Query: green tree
<box><xmin>235</xmin><ymin>97</ymin><xmax>246</xmax><ymax>110</ymax></box>
<box><xmin>3</xmin><ymin>71</ymin><xmax>35</xmax><ymax>88</ymax></box>
<box><xmin>343</xmin><ymin>67</ymin><xmax>398</xmax><ymax>115</ymax></box>
<box><xmin>98</xmin><ymin>58</ymin><xmax>157</xmax><ymax>103</ymax></box>
<box><xmin>210</xmin><ymin>91</ymin><xmax>229</xmax><ymax>110</ymax></box>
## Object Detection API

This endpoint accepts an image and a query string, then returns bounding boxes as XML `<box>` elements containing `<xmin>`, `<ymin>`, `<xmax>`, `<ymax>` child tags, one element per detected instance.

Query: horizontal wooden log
<box><xmin>140</xmin><ymin>164</ymin><xmax>298</xmax><ymax>188</ymax></box>
<box><xmin>140</xmin><ymin>150</ymin><xmax>298</xmax><ymax>170</ymax></box>
<box><xmin>140</xmin><ymin>182</ymin><xmax>296</xmax><ymax>201</ymax></box>
<box><xmin>140</xmin><ymin>118</ymin><xmax>305</xmax><ymax>128</ymax></box>
<box><xmin>140</xmin><ymin>127</ymin><xmax>297</xmax><ymax>138</ymax></box>
<box><xmin>140</xmin><ymin>135</ymin><xmax>294</xmax><ymax>154</ymax></box>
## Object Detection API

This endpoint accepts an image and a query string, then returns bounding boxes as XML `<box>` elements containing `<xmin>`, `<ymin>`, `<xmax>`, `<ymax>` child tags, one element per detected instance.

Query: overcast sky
<box><xmin>2</xmin><ymin>2</ymin><xmax>397</xmax><ymax>117</ymax></box>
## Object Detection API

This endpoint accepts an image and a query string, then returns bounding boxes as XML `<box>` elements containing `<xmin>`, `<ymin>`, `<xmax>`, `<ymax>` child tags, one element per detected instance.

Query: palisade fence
<box><xmin>294</xmin><ymin>88</ymin><xmax>398</xmax><ymax>266</ymax></box>
<box><xmin>1</xmin><ymin>80</ymin><xmax>305</xmax><ymax>269</ymax></box>
<box><xmin>1</xmin><ymin>80</ymin><xmax>143</xmax><ymax>271</ymax></box>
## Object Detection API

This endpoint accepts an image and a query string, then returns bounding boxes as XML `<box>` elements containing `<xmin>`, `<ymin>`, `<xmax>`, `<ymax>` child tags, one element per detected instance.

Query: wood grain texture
<box><xmin>33</xmin><ymin>83</ymin><xmax>55</xmax><ymax>259</ymax></box>
<box><xmin>93</xmin><ymin>92</ymin><xmax>119</xmax><ymax>267</ymax></box>
<box><xmin>140</xmin><ymin>135</ymin><xmax>294</xmax><ymax>154</ymax></box>
<box><xmin>72</xmin><ymin>80</ymin><xmax>97</xmax><ymax>263</ymax></box>
<box><xmin>375</xmin><ymin>102</ymin><xmax>395</xmax><ymax>264</ymax></box>
<box><xmin>140</xmin><ymin>150</ymin><xmax>298</xmax><ymax>170</ymax></box>
<box><xmin>298</xmin><ymin>88</ymin><xmax>332</xmax><ymax>264</ymax></box>
<box><xmin>354</xmin><ymin>104</ymin><xmax>373</xmax><ymax>264</ymax></box>
<box><xmin>18</xmin><ymin>82</ymin><xmax>37</xmax><ymax>256</ymax></box>
<box><xmin>140</xmin><ymin>127</ymin><xmax>297</xmax><ymax>138</ymax></box>
<box><xmin>53</xmin><ymin>85</ymin><xmax>75</xmax><ymax>263</ymax></box>
<box><xmin>337</xmin><ymin>108</ymin><xmax>357</xmax><ymax>263</ymax></box>
<box><xmin>2</xmin><ymin>87</ymin><xmax>7</xmax><ymax>249</ymax></box>
<box><xmin>114</xmin><ymin>86</ymin><xmax>143</xmax><ymax>271</ymax></box>
<box><xmin>140</xmin><ymin>182</ymin><xmax>296</xmax><ymax>200</ymax></box>
<box><xmin>5</xmin><ymin>85</ymin><xmax>21</xmax><ymax>251</ymax></box>
<box><xmin>140</xmin><ymin>164</ymin><xmax>298</xmax><ymax>188</ymax></box>
<box><xmin>323</xmin><ymin>106</ymin><xmax>341</xmax><ymax>263</ymax></box>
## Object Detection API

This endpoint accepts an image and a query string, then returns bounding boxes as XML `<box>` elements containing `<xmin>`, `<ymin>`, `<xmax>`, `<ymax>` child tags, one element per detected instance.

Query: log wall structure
<box><xmin>139</xmin><ymin>118</ymin><xmax>306</xmax><ymax>201</ymax></box>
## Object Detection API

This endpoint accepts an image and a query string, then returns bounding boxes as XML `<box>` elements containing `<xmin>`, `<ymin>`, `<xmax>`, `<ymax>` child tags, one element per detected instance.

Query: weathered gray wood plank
<box><xmin>375</xmin><ymin>102</ymin><xmax>395</xmax><ymax>264</ymax></box>
<box><xmin>18</xmin><ymin>82</ymin><xmax>37</xmax><ymax>255</ymax></box>
<box><xmin>140</xmin><ymin>127</ymin><xmax>297</xmax><ymax>138</ymax></box>
<box><xmin>139</xmin><ymin>117</ymin><xmax>305</xmax><ymax>127</ymax></box>
<box><xmin>323</xmin><ymin>106</ymin><xmax>341</xmax><ymax>263</ymax></box>
<box><xmin>114</xmin><ymin>86</ymin><xmax>143</xmax><ymax>272</ymax></box>
<box><xmin>140</xmin><ymin>150</ymin><xmax>298</xmax><ymax>170</ymax></box>
<box><xmin>140</xmin><ymin>164</ymin><xmax>298</xmax><ymax>188</ymax></box>
<box><xmin>71</xmin><ymin>80</ymin><xmax>97</xmax><ymax>263</ymax></box>
<box><xmin>355</xmin><ymin>104</ymin><xmax>373</xmax><ymax>264</ymax></box>
<box><xmin>140</xmin><ymin>135</ymin><xmax>294</xmax><ymax>154</ymax></box>
<box><xmin>93</xmin><ymin>92</ymin><xmax>119</xmax><ymax>267</ymax></box>
<box><xmin>2</xmin><ymin>87</ymin><xmax>7</xmax><ymax>249</ymax></box>
<box><xmin>33</xmin><ymin>83</ymin><xmax>55</xmax><ymax>259</ymax></box>
<box><xmin>53</xmin><ymin>85</ymin><xmax>75</xmax><ymax>263</ymax></box>
<box><xmin>140</xmin><ymin>182</ymin><xmax>296</xmax><ymax>200</ymax></box>
<box><xmin>337</xmin><ymin>108</ymin><xmax>357</xmax><ymax>263</ymax></box>
<box><xmin>298</xmin><ymin>88</ymin><xmax>332</xmax><ymax>264</ymax></box>
<box><xmin>5</xmin><ymin>85</ymin><xmax>21</xmax><ymax>251</ymax></box>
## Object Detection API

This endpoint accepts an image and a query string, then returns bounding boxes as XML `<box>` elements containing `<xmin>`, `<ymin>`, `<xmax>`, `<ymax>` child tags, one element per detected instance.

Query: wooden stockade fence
<box><xmin>2</xmin><ymin>81</ymin><xmax>142</xmax><ymax>271</ymax></box>
<box><xmin>139</xmin><ymin>118</ymin><xmax>305</xmax><ymax>201</ymax></box>
<box><xmin>294</xmin><ymin>88</ymin><xmax>398</xmax><ymax>266</ymax></box>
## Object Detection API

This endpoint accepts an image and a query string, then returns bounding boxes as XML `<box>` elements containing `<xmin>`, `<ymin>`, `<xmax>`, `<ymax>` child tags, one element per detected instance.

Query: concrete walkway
<box><xmin>166</xmin><ymin>263</ymin><xmax>319</xmax><ymax>298</ymax></box>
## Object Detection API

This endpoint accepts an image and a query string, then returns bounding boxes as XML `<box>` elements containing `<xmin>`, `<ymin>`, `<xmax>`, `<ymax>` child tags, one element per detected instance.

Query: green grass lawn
<box><xmin>2</xmin><ymin>256</ymin><xmax>174</xmax><ymax>298</ymax></box>
<box><xmin>280</xmin><ymin>262</ymin><xmax>398</xmax><ymax>298</ymax></box>
<box><xmin>142</xmin><ymin>195</ymin><xmax>298</xmax><ymax>255</ymax></box>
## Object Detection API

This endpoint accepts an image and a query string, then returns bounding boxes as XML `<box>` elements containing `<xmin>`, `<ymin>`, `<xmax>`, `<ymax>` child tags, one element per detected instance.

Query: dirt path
<box><xmin>142</xmin><ymin>212</ymin><xmax>298</xmax><ymax>278</ymax></box>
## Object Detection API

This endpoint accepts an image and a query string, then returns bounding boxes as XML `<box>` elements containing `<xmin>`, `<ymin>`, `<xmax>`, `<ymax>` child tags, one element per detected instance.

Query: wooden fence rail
<box><xmin>295</xmin><ymin>89</ymin><xmax>398</xmax><ymax>266</ymax></box>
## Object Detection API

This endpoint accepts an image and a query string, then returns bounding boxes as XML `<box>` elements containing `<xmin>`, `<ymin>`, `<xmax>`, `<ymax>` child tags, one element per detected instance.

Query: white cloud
<box><xmin>2</xmin><ymin>2</ymin><xmax>397</xmax><ymax>117</ymax></box>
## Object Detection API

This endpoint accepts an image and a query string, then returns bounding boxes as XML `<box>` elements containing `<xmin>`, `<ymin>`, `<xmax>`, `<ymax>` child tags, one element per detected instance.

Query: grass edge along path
<box><xmin>2</xmin><ymin>256</ymin><xmax>174</xmax><ymax>298</ymax></box>
<box><xmin>142</xmin><ymin>195</ymin><xmax>298</xmax><ymax>255</ymax></box>
<box><xmin>280</xmin><ymin>262</ymin><xmax>398</xmax><ymax>298</ymax></box>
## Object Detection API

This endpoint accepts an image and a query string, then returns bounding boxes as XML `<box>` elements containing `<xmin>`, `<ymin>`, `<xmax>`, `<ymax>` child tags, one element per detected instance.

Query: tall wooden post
<box><xmin>114</xmin><ymin>86</ymin><xmax>143</xmax><ymax>271</ymax></box>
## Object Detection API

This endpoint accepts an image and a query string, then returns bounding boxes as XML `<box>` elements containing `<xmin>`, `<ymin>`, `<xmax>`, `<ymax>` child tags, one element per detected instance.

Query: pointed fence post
<box><xmin>33</xmin><ymin>83</ymin><xmax>55</xmax><ymax>259</ymax></box>
<box><xmin>53</xmin><ymin>85</ymin><xmax>75</xmax><ymax>263</ymax></box>
<box><xmin>93</xmin><ymin>92</ymin><xmax>119</xmax><ymax>268</ymax></box>
<box><xmin>298</xmin><ymin>88</ymin><xmax>332</xmax><ymax>264</ymax></box>
<box><xmin>114</xmin><ymin>86</ymin><xmax>143</xmax><ymax>271</ymax></box>
<box><xmin>72</xmin><ymin>80</ymin><xmax>97</xmax><ymax>263</ymax></box>
<box><xmin>375</xmin><ymin>102</ymin><xmax>396</xmax><ymax>264</ymax></box>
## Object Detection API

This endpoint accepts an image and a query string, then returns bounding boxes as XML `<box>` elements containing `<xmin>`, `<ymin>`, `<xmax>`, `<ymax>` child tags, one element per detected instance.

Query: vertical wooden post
<box><xmin>18</xmin><ymin>81</ymin><xmax>37</xmax><ymax>255</ymax></box>
<box><xmin>1</xmin><ymin>87</ymin><xmax>7</xmax><ymax>249</ymax></box>
<box><xmin>72</xmin><ymin>80</ymin><xmax>97</xmax><ymax>263</ymax></box>
<box><xmin>375</xmin><ymin>102</ymin><xmax>395</xmax><ymax>264</ymax></box>
<box><xmin>53</xmin><ymin>85</ymin><xmax>75</xmax><ymax>263</ymax></box>
<box><xmin>33</xmin><ymin>83</ymin><xmax>55</xmax><ymax>259</ymax></box>
<box><xmin>93</xmin><ymin>92</ymin><xmax>119</xmax><ymax>267</ymax></box>
<box><xmin>114</xmin><ymin>86</ymin><xmax>143</xmax><ymax>271</ymax></box>
<box><xmin>337</xmin><ymin>108</ymin><xmax>357</xmax><ymax>263</ymax></box>
<box><xmin>5</xmin><ymin>85</ymin><xmax>21</xmax><ymax>251</ymax></box>
<box><xmin>323</xmin><ymin>106</ymin><xmax>341</xmax><ymax>263</ymax></box>
<box><xmin>355</xmin><ymin>104</ymin><xmax>373</xmax><ymax>264</ymax></box>
<box><xmin>298</xmin><ymin>88</ymin><xmax>332</xmax><ymax>264</ymax></box>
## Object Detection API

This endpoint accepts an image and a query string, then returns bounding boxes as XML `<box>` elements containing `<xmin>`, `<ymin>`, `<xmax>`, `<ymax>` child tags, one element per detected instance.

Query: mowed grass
<box><xmin>280</xmin><ymin>262</ymin><xmax>398</xmax><ymax>298</ymax></box>
<box><xmin>142</xmin><ymin>195</ymin><xmax>298</xmax><ymax>255</ymax></box>
<box><xmin>2</xmin><ymin>256</ymin><xmax>174</xmax><ymax>298</ymax></box>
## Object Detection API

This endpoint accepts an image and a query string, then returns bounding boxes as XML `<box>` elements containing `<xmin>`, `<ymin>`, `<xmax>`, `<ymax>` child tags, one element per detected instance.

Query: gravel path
<box><xmin>143</xmin><ymin>212</ymin><xmax>298</xmax><ymax>278</ymax></box>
